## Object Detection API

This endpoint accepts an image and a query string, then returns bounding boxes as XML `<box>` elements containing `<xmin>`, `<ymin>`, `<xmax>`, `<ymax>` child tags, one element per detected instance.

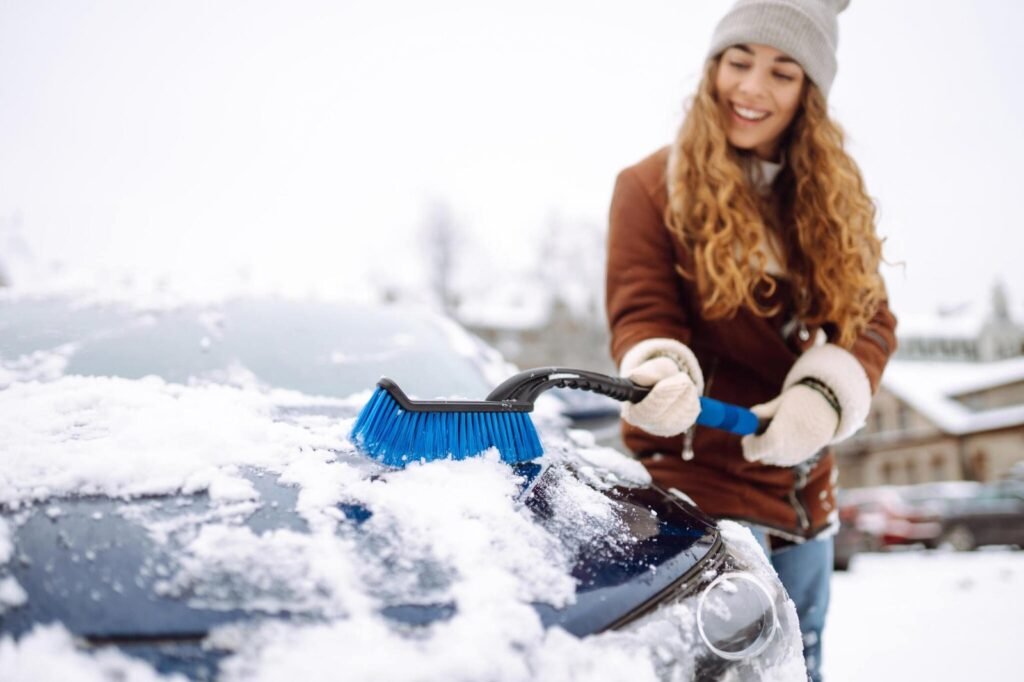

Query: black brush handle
<box><xmin>487</xmin><ymin>367</ymin><xmax>764</xmax><ymax>436</ymax></box>
<box><xmin>487</xmin><ymin>367</ymin><xmax>649</xmax><ymax>404</ymax></box>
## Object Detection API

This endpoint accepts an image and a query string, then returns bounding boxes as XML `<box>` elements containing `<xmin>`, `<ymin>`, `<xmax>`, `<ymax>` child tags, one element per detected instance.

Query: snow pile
<box><xmin>146</xmin><ymin>455</ymin><xmax>585</xmax><ymax>622</ymax></box>
<box><xmin>0</xmin><ymin>344</ymin><xmax>76</xmax><ymax>390</ymax></box>
<box><xmin>565</xmin><ymin>428</ymin><xmax>652</xmax><ymax>489</ymax></box>
<box><xmin>0</xmin><ymin>623</ymin><xmax>186</xmax><ymax>682</ymax></box>
<box><xmin>187</xmin><ymin>456</ymin><xmax>666</xmax><ymax>682</ymax></box>
<box><xmin>0</xmin><ymin>577</ymin><xmax>27</xmax><ymax>613</ymax></box>
<box><xmin>533</xmin><ymin>464</ymin><xmax>636</xmax><ymax>560</ymax></box>
<box><xmin>342</xmin><ymin>456</ymin><xmax>578</xmax><ymax>609</ymax></box>
<box><xmin>154</xmin><ymin>524</ymin><xmax>368</xmax><ymax>617</ymax></box>
<box><xmin>213</xmin><ymin>609</ymin><xmax>659</xmax><ymax>682</ymax></box>
<box><xmin>201</xmin><ymin>520</ymin><xmax>806</xmax><ymax>682</ymax></box>
<box><xmin>0</xmin><ymin>375</ymin><xmax>349</xmax><ymax>507</ymax></box>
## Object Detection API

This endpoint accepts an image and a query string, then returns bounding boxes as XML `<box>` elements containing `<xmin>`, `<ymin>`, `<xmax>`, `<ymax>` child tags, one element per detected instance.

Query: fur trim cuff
<box><xmin>783</xmin><ymin>343</ymin><xmax>872</xmax><ymax>442</ymax></box>
<box><xmin>620</xmin><ymin>338</ymin><xmax>705</xmax><ymax>393</ymax></box>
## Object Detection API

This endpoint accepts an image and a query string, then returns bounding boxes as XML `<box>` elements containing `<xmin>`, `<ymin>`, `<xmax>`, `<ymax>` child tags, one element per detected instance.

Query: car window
<box><xmin>0</xmin><ymin>297</ymin><xmax>494</xmax><ymax>400</ymax></box>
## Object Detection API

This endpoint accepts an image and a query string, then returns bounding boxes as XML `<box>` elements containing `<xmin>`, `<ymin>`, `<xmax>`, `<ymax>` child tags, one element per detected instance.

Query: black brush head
<box><xmin>376</xmin><ymin>378</ymin><xmax>533</xmax><ymax>413</ymax></box>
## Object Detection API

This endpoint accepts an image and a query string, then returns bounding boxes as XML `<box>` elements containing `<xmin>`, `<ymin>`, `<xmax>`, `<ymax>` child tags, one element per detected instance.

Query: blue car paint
<box><xmin>1</xmin><ymin>463</ymin><xmax>722</xmax><ymax>678</ymax></box>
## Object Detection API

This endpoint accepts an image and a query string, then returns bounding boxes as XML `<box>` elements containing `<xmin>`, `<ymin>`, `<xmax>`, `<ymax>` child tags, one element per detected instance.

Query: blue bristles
<box><xmin>350</xmin><ymin>386</ymin><xmax>544</xmax><ymax>468</ymax></box>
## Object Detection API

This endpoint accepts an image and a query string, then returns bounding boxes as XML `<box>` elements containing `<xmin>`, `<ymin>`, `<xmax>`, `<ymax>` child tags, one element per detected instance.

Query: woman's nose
<box><xmin>737</xmin><ymin>70</ymin><xmax>768</xmax><ymax>97</ymax></box>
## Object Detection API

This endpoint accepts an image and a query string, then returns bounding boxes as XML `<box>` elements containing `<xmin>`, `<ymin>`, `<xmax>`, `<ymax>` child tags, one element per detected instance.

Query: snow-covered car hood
<box><xmin>0</xmin><ymin>296</ymin><xmax>806</xmax><ymax>681</ymax></box>
<box><xmin>0</xmin><ymin>376</ymin><xmax>698</xmax><ymax>677</ymax></box>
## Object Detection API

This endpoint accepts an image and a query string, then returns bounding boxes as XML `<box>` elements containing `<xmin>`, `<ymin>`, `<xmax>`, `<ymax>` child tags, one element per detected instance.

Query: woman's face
<box><xmin>714</xmin><ymin>44</ymin><xmax>805</xmax><ymax>161</ymax></box>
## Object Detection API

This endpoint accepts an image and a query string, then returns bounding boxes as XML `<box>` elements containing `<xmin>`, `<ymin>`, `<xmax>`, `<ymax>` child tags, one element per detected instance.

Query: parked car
<box><xmin>833</xmin><ymin>485</ymin><xmax>944</xmax><ymax>568</ymax></box>
<box><xmin>0</xmin><ymin>294</ymin><xmax>805</xmax><ymax>681</ymax></box>
<box><xmin>905</xmin><ymin>481</ymin><xmax>1024</xmax><ymax>551</ymax></box>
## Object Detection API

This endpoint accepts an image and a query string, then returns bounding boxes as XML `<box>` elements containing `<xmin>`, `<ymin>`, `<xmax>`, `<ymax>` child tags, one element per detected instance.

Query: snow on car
<box><xmin>0</xmin><ymin>294</ymin><xmax>805</xmax><ymax>681</ymax></box>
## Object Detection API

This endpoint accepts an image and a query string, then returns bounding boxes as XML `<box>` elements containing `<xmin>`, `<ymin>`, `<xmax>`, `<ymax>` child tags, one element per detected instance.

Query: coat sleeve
<box><xmin>846</xmin><ymin>298</ymin><xmax>898</xmax><ymax>393</ymax></box>
<box><xmin>605</xmin><ymin>166</ymin><xmax>694</xmax><ymax>368</ymax></box>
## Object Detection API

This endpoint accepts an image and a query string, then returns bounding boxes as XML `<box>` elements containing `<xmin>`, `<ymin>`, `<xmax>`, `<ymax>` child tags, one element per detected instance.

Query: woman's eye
<box><xmin>729</xmin><ymin>61</ymin><xmax>751</xmax><ymax>70</ymax></box>
<box><xmin>773</xmin><ymin>72</ymin><xmax>795</xmax><ymax>82</ymax></box>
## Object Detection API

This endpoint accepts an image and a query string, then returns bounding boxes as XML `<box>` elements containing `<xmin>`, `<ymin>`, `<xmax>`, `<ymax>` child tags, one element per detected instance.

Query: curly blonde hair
<box><xmin>666</xmin><ymin>59</ymin><xmax>886</xmax><ymax>348</ymax></box>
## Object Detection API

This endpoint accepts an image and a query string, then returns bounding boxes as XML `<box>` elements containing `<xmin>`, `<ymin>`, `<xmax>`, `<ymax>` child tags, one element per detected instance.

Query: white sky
<box><xmin>1</xmin><ymin>0</ymin><xmax>1022</xmax><ymax>314</ymax></box>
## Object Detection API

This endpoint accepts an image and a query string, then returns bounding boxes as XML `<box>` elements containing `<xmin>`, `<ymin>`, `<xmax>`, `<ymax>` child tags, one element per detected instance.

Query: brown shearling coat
<box><xmin>606</xmin><ymin>146</ymin><xmax>898</xmax><ymax>539</ymax></box>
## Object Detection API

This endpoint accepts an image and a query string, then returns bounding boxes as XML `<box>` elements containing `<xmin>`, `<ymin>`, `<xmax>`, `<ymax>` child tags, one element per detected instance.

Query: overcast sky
<box><xmin>1</xmin><ymin>0</ymin><xmax>1022</xmax><ymax>315</ymax></box>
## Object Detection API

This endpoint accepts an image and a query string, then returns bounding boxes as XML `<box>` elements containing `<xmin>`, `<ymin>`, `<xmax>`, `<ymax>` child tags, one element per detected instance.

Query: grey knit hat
<box><xmin>707</xmin><ymin>0</ymin><xmax>850</xmax><ymax>97</ymax></box>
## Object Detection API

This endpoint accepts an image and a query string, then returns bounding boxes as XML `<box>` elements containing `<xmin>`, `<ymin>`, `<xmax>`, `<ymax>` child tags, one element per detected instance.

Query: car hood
<box><xmin>1</xmin><ymin>388</ymin><xmax>719</xmax><ymax>647</ymax></box>
<box><xmin>2</xmin><ymin>460</ymin><xmax>719</xmax><ymax>642</ymax></box>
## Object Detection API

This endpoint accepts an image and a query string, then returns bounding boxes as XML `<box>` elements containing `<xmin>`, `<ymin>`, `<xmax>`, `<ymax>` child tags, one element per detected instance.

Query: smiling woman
<box><xmin>604</xmin><ymin>1</ymin><xmax>898</xmax><ymax>680</ymax></box>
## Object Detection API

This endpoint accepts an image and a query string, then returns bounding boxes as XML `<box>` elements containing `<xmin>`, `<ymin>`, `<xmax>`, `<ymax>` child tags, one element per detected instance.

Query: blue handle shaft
<box><xmin>696</xmin><ymin>396</ymin><xmax>761</xmax><ymax>436</ymax></box>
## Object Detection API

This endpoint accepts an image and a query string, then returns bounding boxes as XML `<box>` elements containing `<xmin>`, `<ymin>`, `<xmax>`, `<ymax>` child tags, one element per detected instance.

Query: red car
<box><xmin>834</xmin><ymin>486</ymin><xmax>942</xmax><ymax>568</ymax></box>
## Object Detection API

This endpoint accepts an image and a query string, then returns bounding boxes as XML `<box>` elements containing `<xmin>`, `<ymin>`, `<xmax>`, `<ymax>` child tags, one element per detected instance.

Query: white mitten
<box><xmin>741</xmin><ymin>384</ymin><xmax>838</xmax><ymax>466</ymax></box>
<box><xmin>619</xmin><ymin>338</ymin><xmax>704</xmax><ymax>438</ymax></box>
<box><xmin>742</xmin><ymin>343</ymin><xmax>872</xmax><ymax>467</ymax></box>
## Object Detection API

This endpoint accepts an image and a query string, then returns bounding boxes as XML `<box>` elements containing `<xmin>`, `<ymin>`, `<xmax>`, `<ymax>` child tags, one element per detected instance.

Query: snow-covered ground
<box><xmin>824</xmin><ymin>548</ymin><xmax>1024</xmax><ymax>681</ymax></box>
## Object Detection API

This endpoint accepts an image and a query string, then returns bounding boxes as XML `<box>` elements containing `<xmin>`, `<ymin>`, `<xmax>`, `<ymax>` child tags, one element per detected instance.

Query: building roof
<box><xmin>883</xmin><ymin>357</ymin><xmax>1024</xmax><ymax>435</ymax></box>
<box><xmin>896</xmin><ymin>308</ymin><xmax>989</xmax><ymax>341</ymax></box>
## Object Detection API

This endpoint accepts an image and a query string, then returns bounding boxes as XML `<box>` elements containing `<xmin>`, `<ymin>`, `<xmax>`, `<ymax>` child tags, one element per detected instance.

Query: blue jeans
<box><xmin>748</xmin><ymin>528</ymin><xmax>832</xmax><ymax>682</ymax></box>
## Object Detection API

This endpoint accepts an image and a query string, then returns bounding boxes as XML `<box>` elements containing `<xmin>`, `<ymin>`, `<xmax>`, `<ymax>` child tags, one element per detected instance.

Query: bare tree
<box><xmin>0</xmin><ymin>210</ymin><xmax>30</xmax><ymax>289</ymax></box>
<box><xmin>532</xmin><ymin>210</ymin><xmax>612</xmax><ymax>371</ymax></box>
<box><xmin>419</xmin><ymin>199</ymin><xmax>462</xmax><ymax>315</ymax></box>
<box><xmin>537</xmin><ymin>210</ymin><xmax>607</xmax><ymax>323</ymax></box>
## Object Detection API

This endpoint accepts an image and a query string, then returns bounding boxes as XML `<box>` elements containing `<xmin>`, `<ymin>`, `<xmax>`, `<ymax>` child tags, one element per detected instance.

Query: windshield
<box><xmin>0</xmin><ymin>297</ymin><xmax>494</xmax><ymax>400</ymax></box>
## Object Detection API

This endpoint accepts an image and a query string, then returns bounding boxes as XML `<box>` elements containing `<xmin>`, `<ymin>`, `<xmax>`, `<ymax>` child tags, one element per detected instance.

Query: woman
<box><xmin>605</xmin><ymin>1</ymin><xmax>896</xmax><ymax>679</ymax></box>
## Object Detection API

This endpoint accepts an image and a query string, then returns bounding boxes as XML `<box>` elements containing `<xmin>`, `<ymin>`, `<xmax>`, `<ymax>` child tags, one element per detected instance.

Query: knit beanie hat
<box><xmin>706</xmin><ymin>0</ymin><xmax>850</xmax><ymax>98</ymax></box>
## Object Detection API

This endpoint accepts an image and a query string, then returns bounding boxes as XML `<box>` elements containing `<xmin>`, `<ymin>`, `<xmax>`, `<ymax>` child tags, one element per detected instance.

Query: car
<box><xmin>0</xmin><ymin>294</ymin><xmax>805</xmax><ymax>681</ymax></box>
<box><xmin>905</xmin><ymin>481</ymin><xmax>1024</xmax><ymax>551</ymax></box>
<box><xmin>833</xmin><ymin>486</ymin><xmax>941</xmax><ymax>567</ymax></box>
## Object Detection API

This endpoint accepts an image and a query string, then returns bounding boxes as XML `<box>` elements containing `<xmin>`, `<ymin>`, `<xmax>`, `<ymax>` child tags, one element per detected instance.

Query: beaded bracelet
<box><xmin>795</xmin><ymin>376</ymin><xmax>842</xmax><ymax>424</ymax></box>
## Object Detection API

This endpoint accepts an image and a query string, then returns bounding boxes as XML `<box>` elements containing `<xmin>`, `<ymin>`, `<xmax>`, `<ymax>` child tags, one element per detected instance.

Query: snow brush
<box><xmin>351</xmin><ymin>367</ymin><xmax>762</xmax><ymax>468</ymax></box>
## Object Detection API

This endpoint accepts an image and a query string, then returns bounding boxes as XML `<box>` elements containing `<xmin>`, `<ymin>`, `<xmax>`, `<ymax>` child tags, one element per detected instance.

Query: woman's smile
<box><xmin>729</xmin><ymin>102</ymin><xmax>771</xmax><ymax>123</ymax></box>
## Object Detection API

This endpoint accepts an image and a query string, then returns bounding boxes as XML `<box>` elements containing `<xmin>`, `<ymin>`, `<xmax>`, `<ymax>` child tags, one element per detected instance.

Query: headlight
<box><xmin>696</xmin><ymin>571</ymin><xmax>777</xmax><ymax>660</ymax></box>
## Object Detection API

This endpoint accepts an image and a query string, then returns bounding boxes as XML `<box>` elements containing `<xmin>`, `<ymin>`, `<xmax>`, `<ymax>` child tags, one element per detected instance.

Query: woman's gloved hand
<box><xmin>742</xmin><ymin>343</ymin><xmax>873</xmax><ymax>468</ymax></box>
<box><xmin>619</xmin><ymin>338</ymin><xmax>704</xmax><ymax>438</ymax></box>
<box><xmin>741</xmin><ymin>383</ymin><xmax>838</xmax><ymax>466</ymax></box>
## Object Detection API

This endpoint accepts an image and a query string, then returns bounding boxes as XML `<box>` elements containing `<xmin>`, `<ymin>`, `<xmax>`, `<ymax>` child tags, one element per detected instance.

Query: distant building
<box><xmin>456</xmin><ymin>282</ymin><xmax>615</xmax><ymax>377</ymax></box>
<box><xmin>836</xmin><ymin>283</ymin><xmax>1024</xmax><ymax>488</ymax></box>
<box><xmin>895</xmin><ymin>283</ymin><xmax>1024</xmax><ymax>362</ymax></box>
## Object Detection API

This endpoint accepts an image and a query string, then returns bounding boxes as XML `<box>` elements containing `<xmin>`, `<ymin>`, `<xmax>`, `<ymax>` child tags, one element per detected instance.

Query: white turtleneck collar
<box><xmin>743</xmin><ymin>154</ymin><xmax>784</xmax><ymax>195</ymax></box>
<box><xmin>737</xmin><ymin>153</ymin><xmax>787</xmax><ymax>276</ymax></box>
